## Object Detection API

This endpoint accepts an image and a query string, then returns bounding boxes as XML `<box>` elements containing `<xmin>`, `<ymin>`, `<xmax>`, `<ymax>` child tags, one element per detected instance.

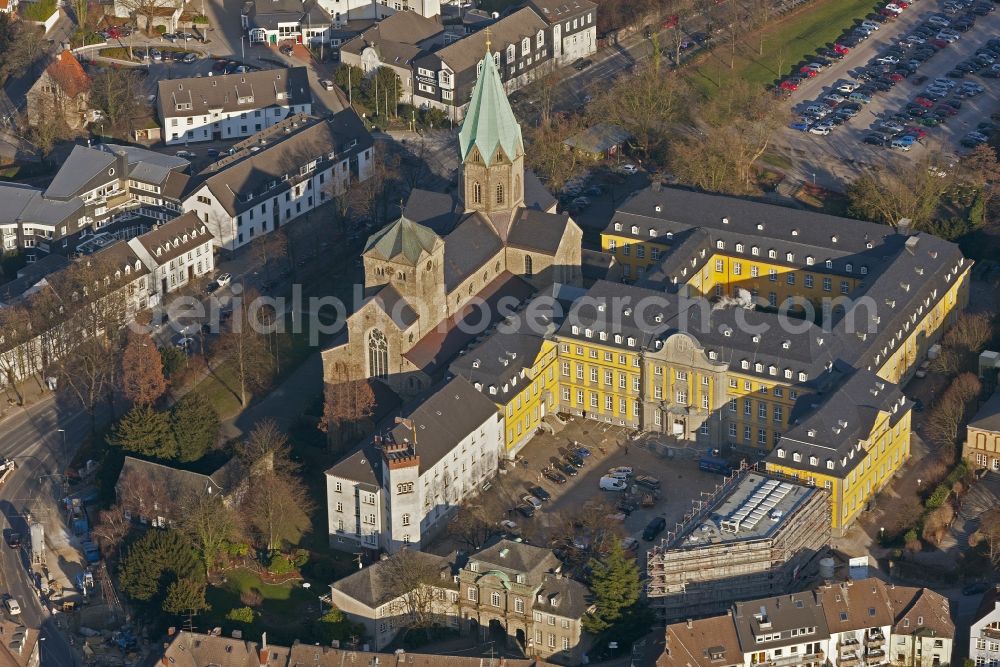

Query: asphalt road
<box><xmin>775</xmin><ymin>0</ymin><xmax>1000</xmax><ymax>186</ymax></box>
<box><xmin>0</xmin><ymin>398</ymin><xmax>92</xmax><ymax>666</ymax></box>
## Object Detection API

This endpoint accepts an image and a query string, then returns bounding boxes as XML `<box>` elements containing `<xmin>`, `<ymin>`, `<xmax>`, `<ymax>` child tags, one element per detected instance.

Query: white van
<box><xmin>599</xmin><ymin>476</ymin><xmax>627</xmax><ymax>491</ymax></box>
<box><xmin>4</xmin><ymin>597</ymin><xmax>20</xmax><ymax>615</ymax></box>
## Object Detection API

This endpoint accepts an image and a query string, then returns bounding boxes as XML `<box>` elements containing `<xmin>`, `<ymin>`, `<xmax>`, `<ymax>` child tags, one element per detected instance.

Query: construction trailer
<box><xmin>646</xmin><ymin>468</ymin><xmax>831</xmax><ymax>621</ymax></box>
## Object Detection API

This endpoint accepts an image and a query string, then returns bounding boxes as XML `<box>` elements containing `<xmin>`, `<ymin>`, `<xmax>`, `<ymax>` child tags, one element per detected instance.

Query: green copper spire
<box><xmin>458</xmin><ymin>51</ymin><xmax>523</xmax><ymax>167</ymax></box>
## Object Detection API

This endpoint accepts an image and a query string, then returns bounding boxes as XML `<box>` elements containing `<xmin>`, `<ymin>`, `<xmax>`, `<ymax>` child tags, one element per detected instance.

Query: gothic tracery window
<box><xmin>368</xmin><ymin>329</ymin><xmax>388</xmax><ymax>379</ymax></box>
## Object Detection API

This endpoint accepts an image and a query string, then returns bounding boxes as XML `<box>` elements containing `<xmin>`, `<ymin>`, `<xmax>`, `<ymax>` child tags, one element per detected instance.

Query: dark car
<box><xmin>205</xmin><ymin>281</ymin><xmax>220</xmax><ymax>294</ymax></box>
<box><xmin>543</xmin><ymin>469</ymin><xmax>567</xmax><ymax>484</ymax></box>
<box><xmin>515</xmin><ymin>503</ymin><xmax>535</xmax><ymax>518</ymax></box>
<box><xmin>5</xmin><ymin>532</ymin><xmax>20</xmax><ymax>549</ymax></box>
<box><xmin>565</xmin><ymin>453</ymin><xmax>585</xmax><ymax>467</ymax></box>
<box><xmin>573</xmin><ymin>58</ymin><xmax>593</xmax><ymax>71</ymax></box>
<box><xmin>573</xmin><ymin>445</ymin><xmax>592</xmax><ymax>458</ymax></box>
<box><xmin>559</xmin><ymin>462</ymin><xmax>579</xmax><ymax>477</ymax></box>
<box><xmin>529</xmin><ymin>486</ymin><xmax>551</xmax><ymax>501</ymax></box>
<box><xmin>642</xmin><ymin>517</ymin><xmax>667</xmax><ymax>541</ymax></box>
<box><xmin>864</xmin><ymin>134</ymin><xmax>888</xmax><ymax>146</ymax></box>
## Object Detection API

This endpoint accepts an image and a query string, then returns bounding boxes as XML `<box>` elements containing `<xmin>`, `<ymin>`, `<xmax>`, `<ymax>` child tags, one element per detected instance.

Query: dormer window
<box><xmin>806</xmin><ymin>256</ymin><xmax>814</xmax><ymax>266</ymax></box>
<box><xmin>825</xmin><ymin>259</ymin><xmax>833</xmax><ymax>269</ymax></box>
<box><xmin>768</xmin><ymin>249</ymin><xmax>777</xmax><ymax>259</ymax></box>
<box><xmin>751</xmin><ymin>246</ymin><xmax>759</xmax><ymax>256</ymax></box>
<box><xmin>536</xmin><ymin>30</ymin><xmax>544</xmax><ymax>47</ymax></box>
<box><xmin>777</xmin><ymin>448</ymin><xmax>785</xmax><ymax>458</ymax></box>
<box><xmin>735</xmin><ymin>243</ymin><xmax>744</xmax><ymax>253</ymax></box>
<box><xmin>716</xmin><ymin>240</ymin><xmax>725</xmax><ymax>250</ymax></box>
<box><xmin>631</xmin><ymin>225</ymin><xmax>639</xmax><ymax>234</ymax></box>
<box><xmin>614</xmin><ymin>222</ymin><xmax>622</xmax><ymax>231</ymax></box>
<box><xmin>521</xmin><ymin>37</ymin><xmax>530</xmax><ymax>54</ymax></box>
<box><xmin>826</xmin><ymin>460</ymin><xmax>834</xmax><ymax>470</ymax></box>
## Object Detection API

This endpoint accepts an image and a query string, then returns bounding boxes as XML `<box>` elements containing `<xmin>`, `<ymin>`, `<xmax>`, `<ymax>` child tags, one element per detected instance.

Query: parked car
<box><xmin>522</xmin><ymin>494</ymin><xmax>543</xmax><ymax>510</ymax></box>
<box><xmin>5</xmin><ymin>532</ymin><xmax>20</xmax><ymax>549</ymax></box>
<box><xmin>321</xmin><ymin>79</ymin><xmax>335</xmax><ymax>90</ymax></box>
<box><xmin>216</xmin><ymin>272</ymin><xmax>232</xmax><ymax>286</ymax></box>
<box><xmin>543</xmin><ymin>469</ymin><xmax>567</xmax><ymax>484</ymax></box>
<box><xmin>182</xmin><ymin>52</ymin><xmax>197</xmax><ymax>63</ymax></box>
<box><xmin>573</xmin><ymin>58</ymin><xmax>593</xmax><ymax>70</ymax></box>
<box><xmin>515</xmin><ymin>503</ymin><xmax>535</xmax><ymax>518</ymax></box>
<box><xmin>599</xmin><ymin>476</ymin><xmax>627</xmax><ymax>491</ymax></box>
<box><xmin>558</xmin><ymin>462</ymin><xmax>578</xmax><ymax>477</ymax></box>
<box><xmin>635</xmin><ymin>475</ymin><xmax>661</xmax><ymax>490</ymax></box>
<box><xmin>642</xmin><ymin>517</ymin><xmax>667</xmax><ymax>541</ymax></box>
<box><xmin>4</xmin><ymin>597</ymin><xmax>20</xmax><ymax>616</ymax></box>
<box><xmin>528</xmin><ymin>486</ymin><xmax>551</xmax><ymax>502</ymax></box>
<box><xmin>150</xmin><ymin>48</ymin><xmax>162</xmax><ymax>61</ymax></box>
<box><xmin>608</xmin><ymin>466</ymin><xmax>634</xmax><ymax>476</ymax></box>
<box><xmin>564</xmin><ymin>453</ymin><xmax>585</xmax><ymax>467</ymax></box>
<box><xmin>620</xmin><ymin>164</ymin><xmax>639</xmax><ymax>174</ymax></box>
<box><xmin>573</xmin><ymin>444</ymin><xmax>592</xmax><ymax>457</ymax></box>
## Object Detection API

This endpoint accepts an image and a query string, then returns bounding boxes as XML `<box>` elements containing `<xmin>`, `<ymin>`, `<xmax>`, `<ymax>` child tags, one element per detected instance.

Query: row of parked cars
<box><xmin>135</xmin><ymin>49</ymin><xmax>198</xmax><ymax>64</ymax></box>
<box><xmin>863</xmin><ymin>28</ymin><xmax>1000</xmax><ymax>151</ymax></box>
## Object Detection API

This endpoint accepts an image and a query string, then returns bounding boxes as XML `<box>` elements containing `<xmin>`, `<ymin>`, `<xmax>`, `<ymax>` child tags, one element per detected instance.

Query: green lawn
<box><xmin>688</xmin><ymin>0</ymin><xmax>877</xmax><ymax>96</ymax></box>
<box><xmin>204</xmin><ymin>569</ymin><xmax>315</xmax><ymax>644</ymax></box>
<box><xmin>188</xmin><ymin>312</ymin><xmax>329</xmax><ymax>419</ymax></box>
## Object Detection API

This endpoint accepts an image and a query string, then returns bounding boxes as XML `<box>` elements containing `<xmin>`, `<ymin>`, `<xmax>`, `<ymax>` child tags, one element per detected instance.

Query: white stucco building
<box><xmin>156</xmin><ymin>68</ymin><xmax>313</xmax><ymax>145</ymax></box>
<box><xmin>325</xmin><ymin>375</ymin><xmax>504</xmax><ymax>553</ymax></box>
<box><xmin>971</xmin><ymin>587</ymin><xmax>1000</xmax><ymax>667</ymax></box>
<box><xmin>181</xmin><ymin>111</ymin><xmax>373</xmax><ymax>251</ymax></box>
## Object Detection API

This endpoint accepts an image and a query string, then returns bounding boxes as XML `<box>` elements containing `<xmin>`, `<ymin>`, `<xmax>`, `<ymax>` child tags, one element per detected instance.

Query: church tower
<box><xmin>458</xmin><ymin>47</ymin><xmax>525</xmax><ymax>226</ymax></box>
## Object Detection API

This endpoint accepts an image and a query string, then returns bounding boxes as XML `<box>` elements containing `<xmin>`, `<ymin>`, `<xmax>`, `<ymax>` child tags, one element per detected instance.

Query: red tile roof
<box><xmin>46</xmin><ymin>51</ymin><xmax>90</xmax><ymax>99</ymax></box>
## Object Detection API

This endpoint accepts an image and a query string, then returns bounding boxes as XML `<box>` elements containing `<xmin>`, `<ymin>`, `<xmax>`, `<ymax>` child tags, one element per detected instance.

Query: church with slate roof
<box><xmin>322</xmin><ymin>49</ymin><xmax>582</xmax><ymax>399</ymax></box>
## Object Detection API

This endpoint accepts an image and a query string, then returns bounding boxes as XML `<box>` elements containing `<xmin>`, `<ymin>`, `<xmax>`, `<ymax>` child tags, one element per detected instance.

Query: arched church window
<box><xmin>524</xmin><ymin>255</ymin><xmax>533</xmax><ymax>277</ymax></box>
<box><xmin>514</xmin><ymin>175</ymin><xmax>521</xmax><ymax>201</ymax></box>
<box><xmin>473</xmin><ymin>181</ymin><xmax>482</xmax><ymax>204</ymax></box>
<box><xmin>426</xmin><ymin>261</ymin><xmax>432</xmax><ymax>271</ymax></box>
<box><xmin>496</xmin><ymin>182</ymin><xmax>504</xmax><ymax>204</ymax></box>
<box><xmin>368</xmin><ymin>329</ymin><xmax>388</xmax><ymax>379</ymax></box>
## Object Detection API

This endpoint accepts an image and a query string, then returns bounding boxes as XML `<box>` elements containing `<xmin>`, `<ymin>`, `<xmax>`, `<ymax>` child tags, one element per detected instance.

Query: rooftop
<box><xmin>157</xmin><ymin>67</ymin><xmax>311</xmax><ymax>119</ymax></box>
<box><xmin>458</xmin><ymin>49</ymin><xmax>524</xmax><ymax>166</ymax></box>
<box><xmin>665</xmin><ymin>472</ymin><xmax>821</xmax><ymax>549</ymax></box>
<box><xmin>969</xmin><ymin>390</ymin><xmax>1000</xmax><ymax>433</ymax></box>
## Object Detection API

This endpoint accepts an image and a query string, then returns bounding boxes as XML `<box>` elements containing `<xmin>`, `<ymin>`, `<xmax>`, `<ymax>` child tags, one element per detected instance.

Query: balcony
<box><xmin>840</xmin><ymin>651</ymin><xmax>861</xmax><ymax>666</ymax></box>
<box><xmin>866</xmin><ymin>648</ymin><xmax>887</xmax><ymax>662</ymax></box>
<box><xmin>983</xmin><ymin>628</ymin><xmax>1000</xmax><ymax>641</ymax></box>
<box><xmin>763</xmin><ymin>651</ymin><xmax>824</xmax><ymax>667</ymax></box>
<box><xmin>866</xmin><ymin>635</ymin><xmax>886</xmax><ymax>648</ymax></box>
<box><xmin>840</xmin><ymin>639</ymin><xmax>861</xmax><ymax>654</ymax></box>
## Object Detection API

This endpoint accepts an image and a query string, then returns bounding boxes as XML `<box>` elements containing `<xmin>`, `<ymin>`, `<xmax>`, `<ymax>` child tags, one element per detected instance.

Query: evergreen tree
<box><xmin>168</xmin><ymin>395</ymin><xmax>220</xmax><ymax>462</ymax></box>
<box><xmin>583</xmin><ymin>537</ymin><xmax>642</xmax><ymax>634</ymax></box>
<box><xmin>163</xmin><ymin>578</ymin><xmax>210</xmax><ymax>615</ymax></box>
<box><xmin>109</xmin><ymin>405</ymin><xmax>174</xmax><ymax>458</ymax></box>
<box><xmin>119</xmin><ymin>530</ymin><xmax>203</xmax><ymax>605</ymax></box>
<box><xmin>159</xmin><ymin>345</ymin><xmax>187</xmax><ymax>379</ymax></box>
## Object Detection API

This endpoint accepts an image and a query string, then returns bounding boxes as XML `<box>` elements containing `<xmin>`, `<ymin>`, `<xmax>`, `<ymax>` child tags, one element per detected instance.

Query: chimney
<box><xmin>115</xmin><ymin>150</ymin><xmax>129</xmax><ymax>185</ymax></box>
<box><xmin>686</xmin><ymin>619</ymin><xmax>693</xmax><ymax>629</ymax></box>
<box><xmin>258</xmin><ymin>648</ymin><xmax>268</xmax><ymax>667</ymax></box>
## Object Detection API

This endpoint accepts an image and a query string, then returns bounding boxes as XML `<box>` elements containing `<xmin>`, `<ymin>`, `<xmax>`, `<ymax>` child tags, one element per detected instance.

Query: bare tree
<box><xmin>89</xmin><ymin>68</ymin><xmax>145</xmax><ymax>134</ymax></box>
<box><xmin>321</xmin><ymin>376</ymin><xmax>376</xmax><ymax>446</ymax></box>
<box><xmin>219</xmin><ymin>289</ymin><xmax>273</xmax><ymax>406</ymax></box>
<box><xmin>525</xmin><ymin>114</ymin><xmax>585</xmax><ymax>194</ymax></box>
<box><xmin>447</xmin><ymin>503</ymin><xmax>497</xmax><ymax>551</ymax></box>
<box><xmin>253</xmin><ymin>231</ymin><xmax>289</xmax><ymax>286</ymax></box>
<box><xmin>970</xmin><ymin>507</ymin><xmax>1000</xmax><ymax>566</ymax></box>
<box><xmin>0</xmin><ymin>305</ymin><xmax>35</xmax><ymax>404</ymax></box>
<box><xmin>239</xmin><ymin>420</ymin><xmax>312</xmax><ymax>550</ymax></box>
<box><xmin>92</xmin><ymin>505</ymin><xmax>131</xmax><ymax>561</ymax></box>
<box><xmin>380</xmin><ymin>549</ymin><xmax>457</xmax><ymax>641</ymax></box>
<box><xmin>116</xmin><ymin>0</ymin><xmax>180</xmax><ymax>36</ymax></box>
<box><xmin>180</xmin><ymin>491</ymin><xmax>240</xmax><ymax>573</ymax></box>
<box><xmin>943</xmin><ymin>312</ymin><xmax>995</xmax><ymax>356</ymax></box>
<box><xmin>847</xmin><ymin>154</ymin><xmax>956</xmax><ymax>229</ymax></box>
<box><xmin>925</xmin><ymin>372</ymin><xmax>982</xmax><ymax>449</ymax></box>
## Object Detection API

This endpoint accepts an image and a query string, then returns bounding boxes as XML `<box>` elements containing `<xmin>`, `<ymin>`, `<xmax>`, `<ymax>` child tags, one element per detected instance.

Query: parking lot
<box><xmin>428</xmin><ymin>416</ymin><xmax>724</xmax><ymax>575</ymax></box>
<box><xmin>775</xmin><ymin>0</ymin><xmax>1000</xmax><ymax>182</ymax></box>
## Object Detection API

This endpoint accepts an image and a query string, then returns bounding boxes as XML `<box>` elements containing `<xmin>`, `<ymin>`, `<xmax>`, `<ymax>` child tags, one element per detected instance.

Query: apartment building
<box><xmin>157</xmin><ymin>67</ymin><xmax>312</xmax><ymax>145</ymax></box>
<box><xmin>411</xmin><ymin>3</ymin><xmax>596</xmax><ymax>118</ymax></box>
<box><xmin>242</xmin><ymin>0</ymin><xmax>333</xmax><ymax>46</ymax></box>
<box><xmin>126</xmin><ymin>211</ymin><xmax>215</xmax><ymax>301</ymax></box>
<box><xmin>0</xmin><ymin>144</ymin><xmax>189</xmax><ymax>259</ymax></box>
<box><xmin>526</xmin><ymin>0</ymin><xmax>598</xmax><ymax>65</ymax></box>
<box><xmin>658</xmin><ymin>579</ymin><xmax>953</xmax><ymax>667</ymax></box>
<box><xmin>970</xmin><ymin>586</ymin><xmax>1000</xmax><ymax>667</ymax></box>
<box><xmin>181</xmin><ymin>110</ymin><xmax>373</xmax><ymax>251</ymax></box>
<box><xmin>325</xmin><ymin>375</ymin><xmax>503</xmax><ymax>553</ymax></box>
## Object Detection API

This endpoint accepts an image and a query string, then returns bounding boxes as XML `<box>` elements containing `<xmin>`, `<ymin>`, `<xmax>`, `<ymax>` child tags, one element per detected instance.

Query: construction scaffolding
<box><xmin>646</xmin><ymin>468</ymin><xmax>831</xmax><ymax>621</ymax></box>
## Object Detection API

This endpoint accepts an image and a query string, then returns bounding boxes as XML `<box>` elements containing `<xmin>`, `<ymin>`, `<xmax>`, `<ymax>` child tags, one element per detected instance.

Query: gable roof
<box><xmin>732</xmin><ymin>589</ymin><xmax>830</xmax><ymax>651</ymax></box>
<box><xmin>192</xmin><ymin>111</ymin><xmax>371</xmax><ymax>217</ymax></box>
<box><xmin>331</xmin><ymin>550</ymin><xmax>455</xmax><ymax>608</ymax></box>
<box><xmin>44</xmin><ymin>145</ymin><xmax>116</xmax><ymax>199</ymax></box>
<box><xmin>508</xmin><ymin>208</ymin><xmax>573</xmax><ymax>253</ymax></box>
<box><xmin>340</xmin><ymin>11</ymin><xmax>443</xmax><ymax>62</ymax></box>
<box><xmin>818</xmin><ymin>579</ymin><xmax>895</xmax><ymax>632</ymax></box>
<box><xmin>157</xmin><ymin>67</ymin><xmax>311</xmax><ymax>119</ymax></box>
<box><xmin>98</xmin><ymin>142</ymin><xmax>189</xmax><ymax>186</ymax></box>
<box><xmin>660</xmin><ymin>616</ymin><xmax>743</xmax><ymax>667</ymax></box>
<box><xmin>442</xmin><ymin>213</ymin><xmax>503</xmax><ymax>290</ymax></box>
<box><xmin>888</xmin><ymin>586</ymin><xmax>954</xmax><ymax>638</ymax></box>
<box><xmin>43</xmin><ymin>51</ymin><xmax>90</xmax><ymax>98</ymax></box>
<box><xmin>385</xmin><ymin>376</ymin><xmax>500</xmax><ymax>475</ymax></box>
<box><xmin>457</xmin><ymin>48</ymin><xmax>524</xmax><ymax>165</ymax></box>
<box><xmin>438</xmin><ymin>7</ymin><xmax>547</xmax><ymax>78</ymax></box>
<box><xmin>117</xmin><ymin>456</ymin><xmax>244</xmax><ymax>502</ymax></box>
<box><xmin>527</xmin><ymin>0</ymin><xmax>597</xmax><ymax>22</ymax></box>
<box><xmin>969</xmin><ymin>391</ymin><xmax>1000</xmax><ymax>433</ymax></box>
